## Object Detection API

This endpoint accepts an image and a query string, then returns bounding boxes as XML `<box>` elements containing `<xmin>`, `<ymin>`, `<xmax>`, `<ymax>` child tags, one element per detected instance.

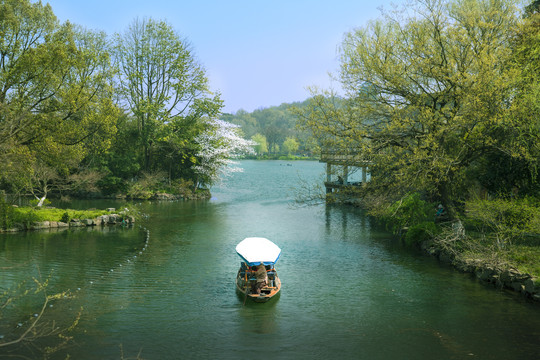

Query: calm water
<box><xmin>1</xmin><ymin>160</ymin><xmax>539</xmax><ymax>359</ymax></box>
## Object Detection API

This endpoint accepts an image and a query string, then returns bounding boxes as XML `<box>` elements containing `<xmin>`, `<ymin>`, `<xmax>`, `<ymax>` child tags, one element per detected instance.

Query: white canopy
<box><xmin>235</xmin><ymin>237</ymin><xmax>281</xmax><ymax>266</ymax></box>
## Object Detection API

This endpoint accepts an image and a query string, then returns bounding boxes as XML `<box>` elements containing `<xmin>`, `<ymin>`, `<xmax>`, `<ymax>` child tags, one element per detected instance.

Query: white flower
<box><xmin>193</xmin><ymin>118</ymin><xmax>255</xmax><ymax>186</ymax></box>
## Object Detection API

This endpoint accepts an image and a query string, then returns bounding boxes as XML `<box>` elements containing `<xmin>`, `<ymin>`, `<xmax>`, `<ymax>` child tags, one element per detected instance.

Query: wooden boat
<box><xmin>235</xmin><ymin>237</ymin><xmax>281</xmax><ymax>303</ymax></box>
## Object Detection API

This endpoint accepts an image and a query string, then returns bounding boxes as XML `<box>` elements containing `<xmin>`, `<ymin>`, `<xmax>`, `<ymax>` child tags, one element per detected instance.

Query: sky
<box><xmin>45</xmin><ymin>0</ymin><xmax>400</xmax><ymax>114</ymax></box>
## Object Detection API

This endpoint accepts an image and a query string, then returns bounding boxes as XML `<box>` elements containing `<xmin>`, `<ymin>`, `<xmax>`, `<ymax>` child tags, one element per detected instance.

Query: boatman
<box><xmin>253</xmin><ymin>263</ymin><xmax>268</xmax><ymax>294</ymax></box>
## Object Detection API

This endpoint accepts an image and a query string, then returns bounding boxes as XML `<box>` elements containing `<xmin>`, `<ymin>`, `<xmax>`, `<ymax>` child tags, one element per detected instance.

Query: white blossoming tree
<box><xmin>193</xmin><ymin>119</ymin><xmax>255</xmax><ymax>189</ymax></box>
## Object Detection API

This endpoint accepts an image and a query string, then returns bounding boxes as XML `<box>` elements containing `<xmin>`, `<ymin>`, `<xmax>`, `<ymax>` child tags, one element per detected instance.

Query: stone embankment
<box><xmin>1</xmin><ymin>210</ymin><xmax>135</xmax><ymax>233</ymax></box>
<box><xmin>421</xmin><ymin>238</ymin><xmax>540</xmax><ymax>303</ymax></box>
<box><xmin>151</xmin><ymin>191</ymin><xmax>210</xmax><ymax>201</ymax></box>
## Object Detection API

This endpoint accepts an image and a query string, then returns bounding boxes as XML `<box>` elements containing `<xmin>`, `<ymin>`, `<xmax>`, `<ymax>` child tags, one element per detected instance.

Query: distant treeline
<box><xmin>222</xmin><ymin>100</ymin><xmax>318</xmax><ymax>158</ymax></box>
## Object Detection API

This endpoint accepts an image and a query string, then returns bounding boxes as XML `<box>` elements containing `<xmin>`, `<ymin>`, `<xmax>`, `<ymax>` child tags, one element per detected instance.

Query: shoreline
<box><xmin>420</xmin><ymin>235</ymin><xmax>540</xmax><ymax>303</ymax></box>
<box><xmin>3</xmin><ymin>196</ymin><xmax>538</xmax><ymax>304</ymax></box>
<box><xmin>342</xmin><ymin>196</ymin><xmax>540</xmax><ymax>304</ymax></box>
<box><xmin>0</xmin><ymin>209</ymin><xmax>135</xmax><ymax>233</ymax></box>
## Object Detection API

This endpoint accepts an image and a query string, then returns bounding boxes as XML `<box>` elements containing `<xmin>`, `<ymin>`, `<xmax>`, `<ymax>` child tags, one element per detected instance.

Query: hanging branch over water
<box><xmin>0</xmin><ymin>267</ymin><xmax>81</xmax><ymax>358</ymax></box>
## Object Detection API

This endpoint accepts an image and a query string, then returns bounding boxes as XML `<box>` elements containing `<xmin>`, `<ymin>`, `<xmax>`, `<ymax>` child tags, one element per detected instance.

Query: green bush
<box><xmin>169</xmin><ymin>179</ymin><xmax>195</xmax><ymax>197</ymax></box>
<box><xmin>98</xmin><ymin>176</ymin><xmax>128</xmax><ymax>195</ymax></box>
<box><xmin>127</xmin><ymin>183</ymin><xmax>153</xmax><ymax>200</ymax></box>
<box><xmin>404</xmin><ymin>221</ymin><xmax>441</xmax><ymax>247</ymax></box>
<box><xmin>381</xmin><ymin>192</ymin><xmax>436</xmax><ymax>234</ymax></box>
<box><xmin>14</xmin><ymin>208</ymin><xmax>40</xmax><ymax>229</ymax></box>
<box><xmin>61</xmin><ymin>211</ymin><xmax>70</xmax><ymax>223</ymax></box>
<box><xmin>465</xmin><ymin>197</ymin><xmax>540</xmax><ymax>246</ymax></box>
<box><xmin>0</xmin><ymin>194</ymin><xmax>15</xmax><ymax>229</ymax></box>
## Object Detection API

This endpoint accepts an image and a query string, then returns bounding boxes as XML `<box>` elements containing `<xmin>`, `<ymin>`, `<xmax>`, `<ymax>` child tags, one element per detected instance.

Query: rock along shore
<box><xmin>421</xmin><ymin>239</ymin><xmax>540</xmax><ymax>303</ymax></box>
<box><xmin>0</xmin><ymin>210</ymin><xmax>135</xmax><ymax>233</ymax></box>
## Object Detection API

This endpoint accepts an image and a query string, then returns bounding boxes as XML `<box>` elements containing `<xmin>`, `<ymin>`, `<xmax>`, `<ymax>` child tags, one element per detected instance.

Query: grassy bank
<box><xmin>0</xmin><ymin>197</ymin><xmax>139</xmax><ymax>231</ymax></box>
<box><xmin>12</xmin><ymin>207</ymin><xmax>111</xmax><ymax>222</ymax></box>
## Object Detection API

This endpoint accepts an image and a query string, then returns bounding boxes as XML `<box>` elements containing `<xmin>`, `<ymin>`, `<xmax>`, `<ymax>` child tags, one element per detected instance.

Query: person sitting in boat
<box><xmin>252</xmin><ymin>263</ymin><xmax>268</xmax><ymax>294</ymax></box>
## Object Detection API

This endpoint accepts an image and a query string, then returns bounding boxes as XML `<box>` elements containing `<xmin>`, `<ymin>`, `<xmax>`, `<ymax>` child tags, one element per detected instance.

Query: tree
<box><xmin>0</xmin><ymin>1</ymin><xmax>117</xmax><ymax>151</ymax></box>
<box><xmin>525</xmin><ymin>0</ymin><xmax>540</xmax><ymax>14</ymax></box>
<box><xmin>260</xmin><ymin>110</ymin><xmax>288</xmax><ymax>154</ymax></box>
<box><xmin>0</xmin><ymin>0</ymin><xmax>118</xmax><ymax>203</ymax></box>
<box><xmin>282</xmin><ymin>136</ymin><xmax>299</xmax><ymax>155</ymax></box>
<box><xmin>463</xmin><ymin>0</ymin><xmax>540</xmax><ymax>196</ymax></box>
<box><xmin>251</xmin><ymin>133</ymin><xmax>268</xmax><ymax>155</ymax></box>
<box><xmin>0</xmin><ymin>0</ymin><xmax>58</xmax><ymax>150</ymax></box>
<box><xmin>224</xmin><ymin>100</ymin><xmax>314</xmax><ymax>155</ymax></box>
<box><xmin>223</xmin><ymin>109</ymin><xmax>258</xmax><ymax>138</ymax></box>
<box><xmin>193</xmin><ymin>119</ymin><xmax>254</xmax><ymax>189</ymax></box>
<box><xmin>114</xmin><ymin>18</ymin><xmax>222</xmax><ymax>173</ymax></box>
<box><xmin>298</xmin><ymin>0</ymin><xmax>526</xmax><ymax>218</ymax></box>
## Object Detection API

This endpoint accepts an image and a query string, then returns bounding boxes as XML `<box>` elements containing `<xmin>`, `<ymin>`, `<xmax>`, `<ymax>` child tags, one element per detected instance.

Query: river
<box><xmin>1</xmin><ymin>160</ymin><xmax>539</xmax><ymax>359</ymax></box>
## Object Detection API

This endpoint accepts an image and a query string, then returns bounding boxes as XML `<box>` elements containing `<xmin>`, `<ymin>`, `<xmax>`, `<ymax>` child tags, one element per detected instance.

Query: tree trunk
<box><xmin>438</xmin><ymin>183</ymin><xmax>457</xmax><ymax>221</ymax></box>
<box><xmin>36</xmin><ymin>195</ymin><xmax>47</xmax><ymax>207</ymax></box>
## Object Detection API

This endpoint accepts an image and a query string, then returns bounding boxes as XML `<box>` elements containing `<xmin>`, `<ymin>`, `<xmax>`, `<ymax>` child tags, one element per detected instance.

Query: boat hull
<box><xmin>236</xmin><ymin>268</ymin><xmax>281</xmax><ymax>303</ymax></box>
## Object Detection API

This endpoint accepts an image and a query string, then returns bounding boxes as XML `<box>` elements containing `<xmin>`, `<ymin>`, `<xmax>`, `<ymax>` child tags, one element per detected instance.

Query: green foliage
<box><xmin>0</xmin><ymin>207</ymin><xmax>112</xmax><ymax>229</ymax></box>
<box><xmin>11</xmin><ymin>208</ymin><xmax>39</xmax><ymax>229</ymax></box>
<box><xmin>297</xmin><ymin>0</ymin><xmax>539</xmax><ymax>219</ymax></box>
<box><xmin>293</xmin><ymin>90</ymin><xmax>350</xmax><ymax>151</ymax></box>
<box><xmin>114</xmin><ymin>17</ymin><xmax>223</xmax><ymax>175</ymax></box>
<box><xmin>0</xmin><ymin>0</ymin><xmax>119</xmax><ymax>203</ymax></box>
<box><xmin>125</xmin><ymin>171</ymin><xmax>165</xmax><ymax>199</ymax></box>
<box><xmin>380</xmin><ymin>193</ymin><xmax>436</xmax><ymax>234</ymax></box>
<box><xmin>224</xmin><ymin>100</ymin><xmax>316</xmax><ymax>156</ymax></box>
<box><xmin>61</xmin><ymin>211</ymin><xmax>70</xmax><ymax>223</ymax></box>
<box><xmin>29</xmin><ymin>198</ymin><xmax>51</xmax><ymax>208</ymax></box>
<box><xmin>97</xmin><ymin>176</ymin><xmax>129</xmax><ymax>196</ymax></box>
<box><xmin>505</xmin><ymin>245</ymin><xmax>540</xmax><ymax>276</ymax></box>
<box><xmin>167</xmin><ymin>179</ymin><xmax>196</xmax><ymax>198</ymax></box>
<box><xmin>126</xmin><ymin>185</ymin><xmax>153</xmax><ymax>200</ymax></box>
<box><xmin>251</xmin><ymin>133</ymin><xmax>268</xmax><ymax>155</ymax></box>
<box><xmin>465</xmin><ymin>198</ymin><xmax>540</xmax><ymax>247</ymax></box>
<box><xmin>0</xmin><ymin>4</ymin><xmax>235</xmax><ymax>201</ymax></box>
<box><xmin>405</xmin><ymin>221</ymin><xmax>441</xmax><ymax>247</ymax></box>
<box><xmin>0</xmin><ymin>194</ymin><xmax>15</xmax><ymax>229</ymax></box>
<box><xmin>282</xmin><ymin>136</ymin><xmax>300</xmax><ymax>155</ymax></box>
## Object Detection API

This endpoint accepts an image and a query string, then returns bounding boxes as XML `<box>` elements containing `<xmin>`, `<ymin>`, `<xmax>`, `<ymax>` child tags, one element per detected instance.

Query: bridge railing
<box><xmin>320</xmin><ymin>149</ymin><xmax>370</xmax><ymax>165</ymax></box>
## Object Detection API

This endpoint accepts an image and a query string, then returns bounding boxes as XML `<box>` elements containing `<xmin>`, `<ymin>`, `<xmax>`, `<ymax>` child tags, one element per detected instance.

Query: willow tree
<box><xmin>298</xmin><ymin>0</ymin><xmax>528</xmax><ymax>218</ymax></box>
<box><xmin>251</xmin><ymin>133</ymin><xmax>268</xmax><ymax>155</ymax></box>
<box><xmin>114</xmin><ymin>18</ymin><xmax>222</xmax><ymax>174</ymax></box>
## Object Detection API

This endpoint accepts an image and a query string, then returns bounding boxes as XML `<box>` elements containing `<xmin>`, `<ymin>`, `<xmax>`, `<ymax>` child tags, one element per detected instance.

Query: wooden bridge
<box><xmin>319</xmin><ymin>149</ymin><xmax>370</xmax><ymax>194</ymax></box>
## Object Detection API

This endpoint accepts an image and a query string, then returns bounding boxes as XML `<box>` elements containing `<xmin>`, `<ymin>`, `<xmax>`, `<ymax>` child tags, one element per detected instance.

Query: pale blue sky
<box><xmin>45</xmin><ymin>0</ymin><xmax>399</xmax><ymax>113</ymax></box>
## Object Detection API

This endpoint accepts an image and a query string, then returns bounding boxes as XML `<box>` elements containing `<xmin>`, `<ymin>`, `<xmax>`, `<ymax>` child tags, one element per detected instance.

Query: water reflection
<box><xmin>325</xmin><ymin>204</ymin><xmax>372</xmax><ymax>237</ymax></box>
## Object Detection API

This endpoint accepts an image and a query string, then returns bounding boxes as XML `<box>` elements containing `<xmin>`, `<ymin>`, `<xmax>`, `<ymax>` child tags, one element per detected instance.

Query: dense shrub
<box><xmin>465</xmin><ymin>197</ymin><xmax>540</xmax><ymax>246</ymax></box>
<box><xmin>168</xmin><ymin>179</ymin><xmax>196</xmax><ymax>198</ymax></box>
<box><xmin>126</xmin><ymin>183</ymin><xmax>153</xmax><ymax>200</ymax></box>
<box><xmin>98</xmin><ymin>176</ymin><xmax>129</xmax><ymax>196</ymax></box>
<box><xmin>380</xmin><ymin>192</ymin><xmax>437</xmax><ymax>234</ymax></box>
<box><xmin>404</xmin><ymin>221</ymin><xmax>441</xmax><ymax>247</ymax></box>
<box><xmin>61</xmin><ymin>211</ymin><xmax>70</xmax><ymax>223</ymax></box>
<box><xmin>0</xmin><ymin>194</ymin><xmax>15</xmax><ymax>229</ymax></box>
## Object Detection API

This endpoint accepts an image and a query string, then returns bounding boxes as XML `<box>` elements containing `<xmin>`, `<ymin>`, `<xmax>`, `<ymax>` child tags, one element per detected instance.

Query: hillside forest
<box><xmin>222</xmin><ymin>100</ymin><xmax>316</xmax><ymax>159</ymax></box>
